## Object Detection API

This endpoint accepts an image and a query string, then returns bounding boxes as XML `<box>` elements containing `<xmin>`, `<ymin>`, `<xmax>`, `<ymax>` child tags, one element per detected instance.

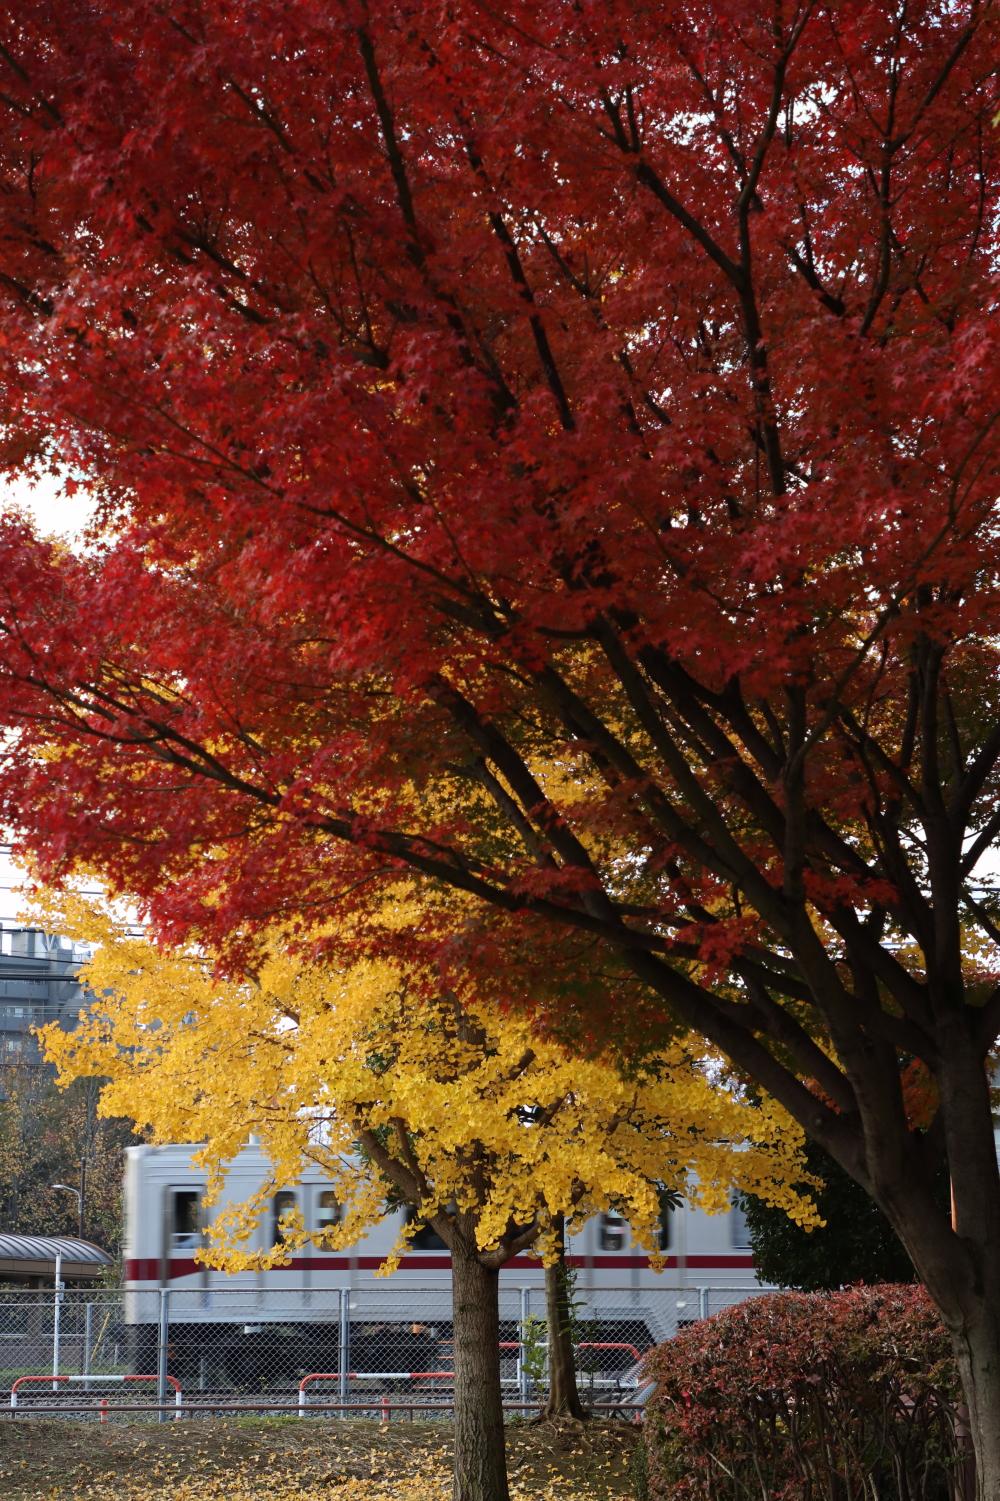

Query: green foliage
<box><xmin>628</xmin><ymin>1437</ymin><xmax>650</xmax><ymax>1501</ymax></box>
<box><xmin>520</xmin><ymin>1314</ymin><xmax>548</xmax><ymax>1390</ymax></box>
<box><xmin>643</xmin><ymin>1286</ymin><xmax>962</xmax><ymax>1501</ymax></box>
<box><xmin>739</xmin><ymin>1137</ymin><xmax>918</xmax><ymax>1291</ymax></box>
<box><xmin>521</xmin><ymin>1265</ymin><xmax>585</xmax><ymax>1390</ymax></box>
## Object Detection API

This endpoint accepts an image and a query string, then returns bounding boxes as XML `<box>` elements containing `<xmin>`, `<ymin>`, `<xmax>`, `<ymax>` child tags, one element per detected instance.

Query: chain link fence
<box><xmin>0</xmin><ymin>1282</ymin><xmax>771</xmax><ymax>1421</ymax></box>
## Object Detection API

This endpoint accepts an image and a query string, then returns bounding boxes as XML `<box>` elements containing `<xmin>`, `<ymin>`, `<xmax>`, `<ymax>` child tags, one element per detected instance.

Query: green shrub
<box><xmin>629</xmin><ymin>1433</ymin><xmax>650</xmax><ymax>1501</ymax></box>
<box><xmin>643</xmin><ymin>1284</ymin><xmax>961</xmax><ymax>1501</ymax></box>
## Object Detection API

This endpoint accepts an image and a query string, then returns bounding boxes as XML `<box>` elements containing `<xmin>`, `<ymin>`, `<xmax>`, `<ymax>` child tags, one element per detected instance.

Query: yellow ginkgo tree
<box><xmin>41</xmin><ymin>896</ymin><xmax>817</xmax><ymax>1501</ymax></box>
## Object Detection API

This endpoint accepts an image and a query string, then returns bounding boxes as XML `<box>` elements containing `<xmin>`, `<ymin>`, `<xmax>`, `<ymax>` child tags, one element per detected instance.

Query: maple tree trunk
<box><xmin>868</xmin><ymin>1038</ymin><xmax>1000</xmax><ymax>1501</ymax></box>
<box><xmin>541</xmin><ymin>1225</ymin><xmax>586</xmax><ymax>1420</ymax></box>
<box><xmin>941</xmin><ymin>1139</ymin><xmax>1000</xmax><ymax>1501</ymax></box>
<box><xmin>948</xmin><ymin>1307</ymin><xmax>1000</xmax><ymax>1501</ymax></box>
<box><xmin>450</xmin><ymin>1250</ymin><xmax>509</xmax><ymax>1501</ymax></box>
<box><xmin>932</xmin><ymin>1046</ymin><xmax>1000</xmax><ymax>1501</ymax></box>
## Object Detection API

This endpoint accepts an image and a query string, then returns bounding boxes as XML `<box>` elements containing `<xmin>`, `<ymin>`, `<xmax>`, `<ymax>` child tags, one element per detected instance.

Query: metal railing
<box><xmin>0</xmin><ymin>1282</ymin><xmax>770</xmax><ymax>1422</ymax></box>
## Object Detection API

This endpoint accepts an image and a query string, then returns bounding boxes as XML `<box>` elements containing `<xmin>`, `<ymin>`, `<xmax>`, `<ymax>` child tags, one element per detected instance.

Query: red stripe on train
<box><xmin>124</xmin><ymin>1252</ymin><xmax>755</xmax><ymax>1282</ymax></box>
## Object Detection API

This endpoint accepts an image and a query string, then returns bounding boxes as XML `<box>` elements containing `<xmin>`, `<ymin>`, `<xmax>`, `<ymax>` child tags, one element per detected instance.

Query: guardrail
<box><xmin>11</xmin><ymin>1372</ymin><xmax>182</xmax><ymax>1419</ymax></box>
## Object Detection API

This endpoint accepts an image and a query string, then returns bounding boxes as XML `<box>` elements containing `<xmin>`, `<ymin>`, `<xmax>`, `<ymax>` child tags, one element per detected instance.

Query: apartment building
<box><xmin>0</xmin><ymin>928</ymin><xmax>93</xmax><ymax>1068</ymax></box>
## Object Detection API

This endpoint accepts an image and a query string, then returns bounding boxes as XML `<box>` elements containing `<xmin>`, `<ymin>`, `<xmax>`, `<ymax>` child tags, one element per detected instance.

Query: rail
<box><xmin>6</xmin><ymin>1397</ymin><xmax>645</xmax><ymax>1420</ymax></box>
<box><xmin>496</xmin><ymin>1339</ymin><xmax>643</xmax><ymax>1363</ymax></box>
<box><xmin>298</xmin><ymin>1370</ymin><xmax>456</xmax><ymax>1416</ymax></box>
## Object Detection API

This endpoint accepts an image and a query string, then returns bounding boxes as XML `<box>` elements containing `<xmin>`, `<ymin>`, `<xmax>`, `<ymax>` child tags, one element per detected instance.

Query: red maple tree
<box><xmin>0</xmin><ymin>3</ymin><xmax>999</xmax><ymax>1490</ymax></box>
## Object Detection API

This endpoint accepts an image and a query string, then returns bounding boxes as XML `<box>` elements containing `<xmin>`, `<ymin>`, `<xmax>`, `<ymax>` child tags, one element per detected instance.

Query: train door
<box><xmin>298</xmin><ymin>1183</ymin><xmax>341</xmax><ymax>1300</ymax></box>
<box><xmin>598</xmin><ymin>1211</ymin><xmax>628</xmax><ymax>1252</ymax></box>
<box><xmin>570</xmin><ymin>1213</ymin><xmax>596</xmax><ymax>1300</ymax></box>
<box><xmin>255</xmin><ymin>1186</ymin><xmax>307</xmax><ymax>1311</ymax></box>
<box><xmin>659</xmin><ymin>1192</ymin><xmax>682</xmax><ymax>1282</ymax></box>
<box><xmin>315</xmin><ymin>1188</ymin><xmax>340</xmax><ymax>1238</ymax></box>
<box><xmin>161</xmin><ymin>1185</ymin><xmax>207</xmax><ymax>1285</ymax></box>
<box><xmin>312</xmin><ymin>1186</ymin><xmax>340</xmax><ymax>1294</ymax></box>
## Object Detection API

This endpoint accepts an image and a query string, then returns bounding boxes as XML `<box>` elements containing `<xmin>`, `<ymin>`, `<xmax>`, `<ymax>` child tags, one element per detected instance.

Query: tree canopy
<box><xmin>41</xmin><ymin>895</ymin><xmax>817</xmax><ymax>1271</ymax></box>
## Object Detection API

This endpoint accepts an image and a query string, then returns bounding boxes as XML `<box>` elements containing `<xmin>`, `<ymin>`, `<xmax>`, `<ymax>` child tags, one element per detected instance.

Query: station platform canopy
<box><xmin>0</xmin><ymin>1234</ymin><xmax>112</xmax><ymax>1284</ymax></box>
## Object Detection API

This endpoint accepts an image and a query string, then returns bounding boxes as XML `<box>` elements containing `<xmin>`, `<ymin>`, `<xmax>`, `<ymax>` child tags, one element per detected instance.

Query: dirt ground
<box><xmin>0</xmin><ymin>1416</ymin><xmax>641</xmax><ymax>1499</ymax></box>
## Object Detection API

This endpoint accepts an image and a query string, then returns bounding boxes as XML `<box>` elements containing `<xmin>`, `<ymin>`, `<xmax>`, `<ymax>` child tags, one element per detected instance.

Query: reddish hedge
<box><xmin>643</xmin><ymin>1285</ymin><xmax>962</xmax><ymax>1501</ymax></box>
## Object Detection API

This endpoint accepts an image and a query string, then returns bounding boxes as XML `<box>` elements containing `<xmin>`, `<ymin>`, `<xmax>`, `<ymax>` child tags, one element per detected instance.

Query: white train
<box><xmin>123</xmin><ymin>1143</ymin><xmax>769</xmax><ymax>1386</ymax></box>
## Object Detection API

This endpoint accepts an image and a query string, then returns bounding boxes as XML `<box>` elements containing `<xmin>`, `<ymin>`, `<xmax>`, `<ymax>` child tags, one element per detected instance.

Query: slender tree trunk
<box><xmin>451</xmin><ymin>1248</ymin><xmax>510</xmax><ymax>1501</ymax></box>
<box><xmin>542</xmin><ymin>1221</ymin><xmax>587</xmax><ymax>1420</ymax></box>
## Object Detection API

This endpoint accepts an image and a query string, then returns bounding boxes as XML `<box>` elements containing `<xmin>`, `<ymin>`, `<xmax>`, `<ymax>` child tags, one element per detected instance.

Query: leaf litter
<box><xmin>0</xmin><ymin>1417</ymin><xmax>638</xmax><ymax>1499</ymax></box>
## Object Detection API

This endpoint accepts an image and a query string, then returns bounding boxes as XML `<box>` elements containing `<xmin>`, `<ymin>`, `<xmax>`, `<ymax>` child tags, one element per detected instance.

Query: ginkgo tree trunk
<box><xmin>41</xmin><ymin>899</ymin><xmax>815</xmax><ymax>1501</ymax></box>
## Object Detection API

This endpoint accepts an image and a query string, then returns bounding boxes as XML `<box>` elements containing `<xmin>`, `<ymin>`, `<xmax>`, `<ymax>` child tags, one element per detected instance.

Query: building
<box><xmin>0</xmin><ymin>928</ymin><xmax>94</xmax><ymax>1069</ymax></box>
<box><xmin>0</xmin><ymin>1232</ymin><xmax>112</xmax><ymax>1286</ymax></box>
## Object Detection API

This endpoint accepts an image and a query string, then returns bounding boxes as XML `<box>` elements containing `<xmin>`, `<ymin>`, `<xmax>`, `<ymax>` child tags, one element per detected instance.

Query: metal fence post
<box><xmin>156</xmin><ymin>1288</ymin><xmax>170</xmax><ymax>1424</ymax></box>
<box><xmin>82</xmin><ymin>1302</ymin><xmax>93</xmax><ymax>1384</ymax></box>
<box><xmin>338</xmin><ymin>1288</ymin><xmax>350</xmax><ymax>1408</ymax></box>
<box><xmin>52</xmin><ymin>1252</ymin><xmax>64</xmax><ymax>1391</ymax></box>
<box><xmin>698</xmin><ymin>1286</ymin><xmax>709</xmax><ymax>1321</ymax></box>
<box><xmin>518</xmin><ymin>1286</ymin><xmax>530</xmax><ymax>1402</ymax></box>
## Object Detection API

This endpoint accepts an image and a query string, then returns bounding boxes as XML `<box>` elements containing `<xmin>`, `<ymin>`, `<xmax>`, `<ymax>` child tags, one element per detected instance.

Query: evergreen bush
<box><xmin>643</xmin><ymin>1285</ymin><xmax>963</xmax><ymax>1501</ymax></box>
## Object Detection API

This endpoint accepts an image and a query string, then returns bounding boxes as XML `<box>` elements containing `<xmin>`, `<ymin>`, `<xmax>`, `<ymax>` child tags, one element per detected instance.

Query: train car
<box><xmin>123</xmin><ymin>1143</ymin><xmax>771</xmax><ymax>1386</ymax></box>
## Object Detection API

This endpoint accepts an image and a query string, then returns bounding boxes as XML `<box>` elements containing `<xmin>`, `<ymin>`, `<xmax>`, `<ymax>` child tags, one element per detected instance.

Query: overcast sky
<box><xmin>0</xmin><ymin>475</ymin><xmax>97</xmax><ymax>925</ymax></box>
<box><xmin>2</xmin><ymin>471</ymin><xmax>96</xmax><ymax>542</ymax></box>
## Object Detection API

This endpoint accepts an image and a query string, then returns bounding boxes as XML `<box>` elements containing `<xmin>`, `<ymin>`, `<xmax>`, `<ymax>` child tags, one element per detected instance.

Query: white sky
<box><xmin>2</xmin><ymin>471</ymin><xmax>96</xmax><ymax>541</ymax></box>
<box><xmin>0</xmin><ymin>475</ymin><xmax>98</xmax><ymax>925</ymax></box>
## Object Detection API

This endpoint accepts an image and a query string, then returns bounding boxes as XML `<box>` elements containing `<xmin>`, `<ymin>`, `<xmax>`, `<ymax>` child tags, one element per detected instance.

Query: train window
<box><xmin>272</xmin><ymin>1190</ymin><xmax>297</xmax><ymax>1244</ymax></box>
<box><xmin>599</xmin><ymin>1213</ymin><xmax>627</xmax><ymax>1252</ymax></box>
<box><xmin>169</xmin><ymin>1189</ymin><xmax>202</xmax><ymax>1250</ymax></box>
<box><xmin>730</xmin><ymin>1197</ymin><xmax>752</xmax><ymax>1250</ymax></box>
<box><xmin>316</xmin><ymin>1190</ymin><xmax>340</xmax><ymax>1232</ymax></box>
<box><xmin>404</xmin><ymin>1205</ymin><xmax>447</xmax><ymax>1251</ymax></box>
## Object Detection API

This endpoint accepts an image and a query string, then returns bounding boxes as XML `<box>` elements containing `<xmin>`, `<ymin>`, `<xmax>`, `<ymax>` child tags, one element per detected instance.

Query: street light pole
<box><xmin>51</xmin><ymin>1182</ymin><xmax>83</xmax><ymax>1240</ymax></box>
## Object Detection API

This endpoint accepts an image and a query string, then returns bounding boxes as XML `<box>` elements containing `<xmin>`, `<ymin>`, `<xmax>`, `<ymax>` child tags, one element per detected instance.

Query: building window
<box><xmin>272</xmin><ymin>1189</ymin><xmax>297</xmax><ymax>1244</ymax></box>
<box><xmin>599</xmin><ymin>1213</ymin><xmax>627</xmax><ymax>1252</ymax></box>
<box><xmin>169</xmin><ymin>1189</ymin><xmax>202</xmax><ymax>1251</ymax></box>
<box><xmin>316</xmin><ymin>1190</ymin><xmax>340</xmax><ymax>1232</ymax></box>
